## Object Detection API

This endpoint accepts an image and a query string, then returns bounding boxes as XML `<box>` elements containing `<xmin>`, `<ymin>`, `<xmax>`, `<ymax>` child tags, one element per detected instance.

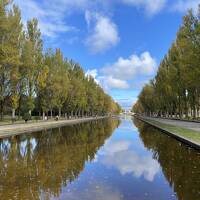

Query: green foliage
<box><xmin>133</xmin><ymin>7</ymin><xmax>200</xmax><ymax>118</ymax></box>
<box><xmin>23</xmin><ymin>113</ymin><xmax>31</xmax><ymax>122</ymax></box>
<box><xmin>0</xmin><ymin>2</ymin><xmax>22</xmax><ymax>119</ymax></box>
<box><xmin>0</xmin><ymin>1</ymin><xmax>121</xmax><ymax>120</ymax></box>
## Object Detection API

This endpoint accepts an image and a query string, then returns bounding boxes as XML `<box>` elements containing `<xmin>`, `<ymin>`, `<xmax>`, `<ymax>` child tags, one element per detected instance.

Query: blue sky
<box><xmin>15</xmin><ymin>0</ymin><xmax>200</xmax><ymax>109</ymax></box>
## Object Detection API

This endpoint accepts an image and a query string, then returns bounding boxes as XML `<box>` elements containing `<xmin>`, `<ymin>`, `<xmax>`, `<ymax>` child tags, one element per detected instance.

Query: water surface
<box><xmin>0</xmin><ymin>117</ymin><xmax>199</xmax><ymax>200</ymax></box>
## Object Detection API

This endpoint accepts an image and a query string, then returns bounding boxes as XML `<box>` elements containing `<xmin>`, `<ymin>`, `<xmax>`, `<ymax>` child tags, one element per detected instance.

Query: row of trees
<box><xmin>0</xmin><ymin>1</ymin><xmax>121</xmax><ymax>120</ymax></box>
<box><xmin>133</xmin><ymin>7</ymin><xmax>200</xmax><ymax>119</ymax></box>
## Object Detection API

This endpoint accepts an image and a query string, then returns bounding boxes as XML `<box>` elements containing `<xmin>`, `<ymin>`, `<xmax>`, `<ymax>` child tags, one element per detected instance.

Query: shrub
<box><xmin>23</xmin><ymin>113</ymin><xmax>31</xmax><ymax>123</ymax></box>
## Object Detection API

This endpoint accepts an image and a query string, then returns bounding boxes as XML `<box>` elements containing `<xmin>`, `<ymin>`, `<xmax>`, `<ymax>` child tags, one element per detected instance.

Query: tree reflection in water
<box><xmin>0</xmin><ymin>118</ymin><xmax>120</xmax><ymax>200</ymax></box>
<box><xmin>133</xmin><ymin>118</ymin><xmax>200</xmax><ymax>200</ymax></box>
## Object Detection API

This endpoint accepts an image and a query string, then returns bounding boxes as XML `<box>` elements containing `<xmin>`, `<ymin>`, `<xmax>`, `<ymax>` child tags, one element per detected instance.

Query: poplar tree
<box><xmin>23</xmin><ymin>18</ymin><xmax>43</xmax><ymax>116</ymax></box>
<box><xmin>53</xmin><ymin>49</ymin><xmax>69</xmax><ymax>117</ymax></box>
<box><xmin>8</xmin><ymin>5</ymin><xmax>23</xmax><ymax>119</ymax></box>
<box><xmin>0</xmin><ymin>0</ymin><xmax>10</xmax><ymax>119</ymax></box>
<box><xmin>0</xmin><ymin>1</ymin><xmax>22</xmax><ymax>119</ymax></box>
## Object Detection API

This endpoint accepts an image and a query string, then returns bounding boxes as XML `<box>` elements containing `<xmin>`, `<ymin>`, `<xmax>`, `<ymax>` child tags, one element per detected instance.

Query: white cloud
<box><xmin>172</xmin><ymin>0</ymin><xmax>200</xmax><ymax>13</ymax></box>
<box><xmin>86</xmin><ymin>69</ymin><xmax>98</xmax><ymax>79</ymax></box>
<box><xmin>85</xmin><ymin>68</ymin><xmax>129</xmax><ymax>90</ymax></box>
<box><xmin>85</xmin><ymin>12</ymin><xmax>120</xmax><ymax>53</ymax></box>
<box><xmin>85</xmin><ymin>69</ymin><xmax>100</xmax><ymax>84</ymax></box>
<box><xmin>87</xmin><ymin>52</ymin><xmax>156</xmax><ymax>90</ymax></box>
<box><xmin>85</xmin><ymin>10</ymin><xmax>93</xmax><ymax>27</ymax></box>
<box><xmin>99</xmin><ymin>140</ymin><xmax>160</xmax><ymax>182</ymax></box>
<box><xmin>121</xmin><ymin>0</ymin><xmax>167</xmax><ymax>15</ymax></box>
<box><xmin>102</xmin><ymin>52</ymin><xmax>157</xmax><ymax>80</ymax></box>
<box><xmin>99</xmin><ymin>76</ymin><xmax>129</xmax><ymax>90</ymax></box>
<box><xmin>102</xmin><ymin>140</ymin><xmax>132</xmax><ymax>155</ymax></box>
<box><xmin>14</xmin><ymin>0</ymin><xmax>80</xmax><ymax>38</ymax></box>
<box><xmin>16</xmin><ymin>0</ymin><xmax>196</xmax><ymax>40</ymax></box>
<box><xmin>15</xmin><ymin>0</ymin><xmax>119</xmax><ymax>47</ymax></box>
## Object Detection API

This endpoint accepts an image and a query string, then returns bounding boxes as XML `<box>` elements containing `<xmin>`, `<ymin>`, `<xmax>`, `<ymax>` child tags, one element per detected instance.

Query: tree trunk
<box><xmin>193</xmin><ymin>106</ymin><xmax>197</xmax><ymax>119</ymax></box>
<box><xmin>12</xmin><ymin>108</ymin><xmax>15</xmax><ymax>119</ymax></box>
<box><xmin>71</xmin><ymin>111</ymin><xmax>73</xmax><ymax>119</ymax></box>
<box><xmin>59</xmin><ymin>108</ymin><xmax>61</xmax><ymax>118</ymax></box>
<box><xmin>50</xmin><ymin>109</ymin><xmax>53</xmax><ymax>119</ymax></box>
<box><xmin>82</xmin><ymin>110</ymin><xmax>84</xmax><ymax>118</ymax></box>
<box><xmin>0</xmin><ymin>100</ymin><xmax>3</xmax><ymax>121</ymax></box>
<box><xmin>18</xmin><ymin>97</ymin><xmax>22</xmax><ymax>119</ymax></box>
<box><xmin>18</xmin><ymin>110</ymin><xmax>21</xmax><ymax>120</ymax></box>
<box><xmin>75</xmin><ymin>110</ymin><xmax>77</xmax><ymax>118</ymax></box>
<box><xmin>78</xmin><ymin>110</ymin><xmax>81</xmax><ymax>118</ymax></box>
<box><xmin>42</xmin><ymin>111</ymin><xmax>45</xmax><ymax>120</ymax></box>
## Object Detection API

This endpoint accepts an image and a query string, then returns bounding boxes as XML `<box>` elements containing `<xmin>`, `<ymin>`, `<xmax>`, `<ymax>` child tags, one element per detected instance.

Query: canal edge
<box><xmin>134</xmin><ymin>115</ymin><xmax>200</xmax><ymax>151</ymax></box>
<box><xmin>0</xmin><ymin>116</ymin><xmax>109</xmax><ymax>139</ymax></box>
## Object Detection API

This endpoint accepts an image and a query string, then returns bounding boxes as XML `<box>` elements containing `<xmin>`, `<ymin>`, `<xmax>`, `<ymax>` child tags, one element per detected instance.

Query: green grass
<box><xmin>0</xmin><ymin>119</ymin><xmax>33</xmax><ymax>126</ymax></box>
<box><xmin>146</xmin><ymin>119</ymin><xmax>200</xmax><ymax>144</ymax></box>
<box><xmin>0</xmin><ymin>118</ymin><xmax>46</xmax><ymax>126</ymax></box>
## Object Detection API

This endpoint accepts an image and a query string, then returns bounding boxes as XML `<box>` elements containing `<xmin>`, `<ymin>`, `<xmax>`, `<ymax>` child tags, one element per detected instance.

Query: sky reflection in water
<box><xmin>52</xmin><ymin>118</ymin><xmax>176</xmax><ymax>200</ymax></box>
<box><xmin>0</xmin><ymin>117</ymin><xmax>199</xmax><ymax>200</ymax></box>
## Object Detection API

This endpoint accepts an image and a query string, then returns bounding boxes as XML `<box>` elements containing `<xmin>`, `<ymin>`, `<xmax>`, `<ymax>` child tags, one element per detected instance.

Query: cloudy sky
<box><xmin>14</xmin><ymin>0</ymin><xmax>200</xmax><ymax>109</ymax></box>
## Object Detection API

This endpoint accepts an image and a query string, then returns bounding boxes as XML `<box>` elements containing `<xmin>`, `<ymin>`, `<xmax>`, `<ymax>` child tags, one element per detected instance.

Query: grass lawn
<box><xmin>0</xmin><ymin>119</ymin><xmax>43</xmax><ymax>126</ymax></box>
<box><xmin>146</xmin><ymin>119</ymin><xmax>200</xmax><ymax>144</ymax></box>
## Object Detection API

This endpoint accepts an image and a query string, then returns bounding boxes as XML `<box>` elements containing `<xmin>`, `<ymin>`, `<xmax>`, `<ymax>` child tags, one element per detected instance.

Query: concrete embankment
<box><xmin>134</xmin><ymin>115</ymin><xmax>200</xmax><ymax>151</ymax></box>
<box><xmin>0</xmin><ymin>117</ymin><xmax>107</xmax><ymax>139</ymax></box>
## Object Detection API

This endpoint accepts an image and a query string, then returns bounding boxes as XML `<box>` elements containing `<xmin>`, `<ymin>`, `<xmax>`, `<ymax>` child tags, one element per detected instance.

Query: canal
<box><xmin>0</xmin><ymin>117</ymin><xmax>199</xmax><ymax>200</ymax></box>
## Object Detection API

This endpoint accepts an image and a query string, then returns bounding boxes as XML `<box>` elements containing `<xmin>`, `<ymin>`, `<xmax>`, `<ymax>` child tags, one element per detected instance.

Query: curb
<box><xmin>150</xmin><ymin>116</ymin><xmax>200</xmax><ymax>123</ymax></box>
<box><xmin>0</xmin><ymin>117</ymin><xmax>108</xmax><ymax>139</ymax></box>
<box><xmin>134</xmin><ymin>115</ymin><xmax>200</xmax><ymax>151</ymax></box>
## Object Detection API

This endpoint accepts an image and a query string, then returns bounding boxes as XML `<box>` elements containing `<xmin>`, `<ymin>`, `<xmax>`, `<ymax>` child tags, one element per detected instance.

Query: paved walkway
<box><xmin>144</xmin><ymin>117</ymin><xmax>200</xmax><ymax>132</ymax></box>
<box><xmin>0</xmin><ymin>117</ymin><xmax>106</xmax><ymax>138</ymax></box>
<box><xmin>136</xmin><ymin>115</ymin><xmax>200</xmax><ymax>150</ymax></box>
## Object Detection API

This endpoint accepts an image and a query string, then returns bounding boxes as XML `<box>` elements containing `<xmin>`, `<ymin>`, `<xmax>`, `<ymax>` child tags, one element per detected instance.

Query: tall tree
<box><xmin>22</xmin><ymin>18</ymin><xmax>43</xmax><ymax>116</ymax></box>
<box><xmin>53</xmin><ymin>49</ymin><xmax>69</xmax><ymax>117</ymax></box>
<box><xmin>0</xmin><ymin>0</ymin><xmax>11</xmax><ymax>119</ymax></box>
<box><xmin>8</xmin><ymin>5</ymin><xmax>23</xmax><ymax>119</ymax></box>
<box><xmin>0</xmin><ymin>1</ymin><xmax>22</xmax><ymax>119</ymax></box>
